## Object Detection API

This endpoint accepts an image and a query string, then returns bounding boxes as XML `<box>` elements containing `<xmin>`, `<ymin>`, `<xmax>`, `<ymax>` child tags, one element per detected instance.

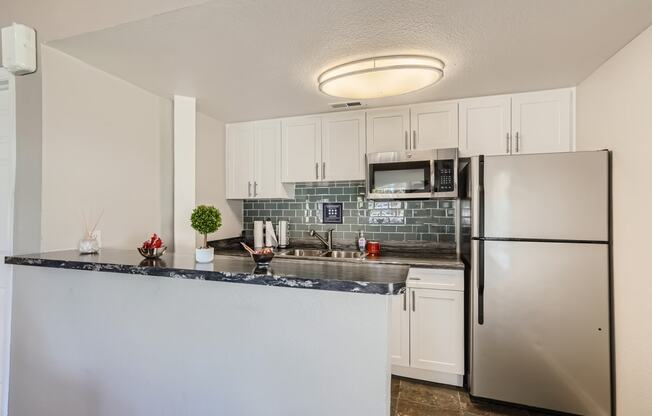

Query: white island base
<box><xmin>8</xmin><ymin>267</ymin><xmax>393</xmax><ymax>416</ymax></box>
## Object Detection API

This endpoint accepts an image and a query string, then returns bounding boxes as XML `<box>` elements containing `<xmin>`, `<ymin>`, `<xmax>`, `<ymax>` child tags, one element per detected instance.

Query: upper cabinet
<box><xmin>459</xmin><ymin>95</ymin><xmax>511</xmax><ymax>157</ymax></box>
<box><xmin>281</xmin><ymin>116</ymin><xmax>322</xmax><ymax>182</ymax></box>
<box><xmin>321</xmin><ymin>112</ymin><xmax>366</xmax><ymax>181</ymax></box>
<box><xmin>226</xmin><ymin>120</ymin><xmax>294</xmax><ymax>199</ymax></box>
<box><xmin>366</xmin><ymin>107</ymin><xmax>411</xmax><ymax>153</ymax></box>
<box><xmin>282</xmin><ymin>111</ymin><xmax>366</xmax><ymax>182</ymax></box>
<box><xmin>367</xmin><ymin>103</ymin><xmax>459</xmax><ymax>153</ymax></box>
<box><xmin>410</xmin><ymin>101</ymin><xmax>459</xmax><ymax>150</ymax></box>
<box><xmin>511</xmin><ymin>89</ymin><xmax>573</xmax><ymax>155</ymax></box>
<box><xmin>459</xmin><ymin>89</ymin><xmax>574</xmax><ymax>157</ymax></box>
<box><xmin>225</xmin><ymin>122</ymin><xmax>254</xmax><ymax>199</ymax></box>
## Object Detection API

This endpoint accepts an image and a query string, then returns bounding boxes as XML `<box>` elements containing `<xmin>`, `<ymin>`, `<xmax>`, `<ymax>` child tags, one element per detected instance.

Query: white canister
<box><xmin>278</xmin><ymin>220</ymin><xmax>289</xmax><ymax>248</ymax></box>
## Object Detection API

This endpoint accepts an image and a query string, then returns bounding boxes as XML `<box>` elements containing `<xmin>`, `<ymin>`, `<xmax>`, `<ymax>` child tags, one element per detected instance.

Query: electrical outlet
<box><xmin>91</xmin><ymin>230</ymin><xmax>102</xmax><ymax>248</ymax></box>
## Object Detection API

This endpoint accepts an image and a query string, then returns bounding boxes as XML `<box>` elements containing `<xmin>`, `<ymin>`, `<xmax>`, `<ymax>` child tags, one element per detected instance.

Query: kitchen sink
<box><xmin>279</xmin><ymin>249</ymin><xmax>327</xmax><ymax>257</ymax></box>
<box><xmin>277</xmin><ymin>249</ymin><xmax>366</xmax><ymax>261</ymax></box>
<box><xmin>322</xmin><ymin>250</ymin><xmax>366</xmax><ymax>259</ymax></box>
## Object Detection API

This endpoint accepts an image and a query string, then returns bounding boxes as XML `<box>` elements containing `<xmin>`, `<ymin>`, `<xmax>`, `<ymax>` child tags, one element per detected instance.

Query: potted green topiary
<box><xmin>191</xmin><ymin>205</ymin><xmax>222</xmax><ymax>263</ymax></box>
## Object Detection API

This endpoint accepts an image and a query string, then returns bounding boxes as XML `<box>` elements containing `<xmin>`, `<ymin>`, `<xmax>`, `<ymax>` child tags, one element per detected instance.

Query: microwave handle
<box><xmin>430</xmin><ymin>159</ymin><xmax>436</xmax><ymax>194</ymax></box>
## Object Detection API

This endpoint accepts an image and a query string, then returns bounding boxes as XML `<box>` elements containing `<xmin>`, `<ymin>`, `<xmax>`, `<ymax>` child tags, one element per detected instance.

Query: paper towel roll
<box><xmin>265</xmin><ymin>220</ymin><xmax>278</xmax><ymax>247</ymax></box>
<box><xmin>278</xmin><ymin>220</ymin><xmax>288</xmax><ymax>248</ymax></box>
<box><xmin>253</xmin><ymin>221</ymin><xmax>264</xmax><ymax>249</ymax></box>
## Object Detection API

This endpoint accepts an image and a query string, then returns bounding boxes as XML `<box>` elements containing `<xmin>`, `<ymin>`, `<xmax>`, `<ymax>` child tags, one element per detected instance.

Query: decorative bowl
<box><xmin>138</xmin><ymin>246</ymin><xmax>167</xmax><ymax>259</ymax></box>
<box><xmin>250</xmin><ymin>250</ymin><xmax>274</xmax><ymax>266</ymax></box>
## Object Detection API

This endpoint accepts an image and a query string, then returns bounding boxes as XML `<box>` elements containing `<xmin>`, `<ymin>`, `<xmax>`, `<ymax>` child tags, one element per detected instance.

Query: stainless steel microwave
<box><xmin>366</xmin><ymin>148</ymin><xmax>458</xmax><ymax>200</ymax></box>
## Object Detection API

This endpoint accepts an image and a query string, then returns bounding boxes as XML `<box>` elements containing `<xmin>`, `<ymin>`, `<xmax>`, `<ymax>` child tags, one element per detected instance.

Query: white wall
<box><xmin>173</xmin><ymin>95</ymin><xmax>196</xmax><ymax>253</ymax></box>
<box><xmin>9</xmin><ymin>266</ymin><xmax>391</xmax><ymax>416</ymax></box>
<box><xmin>41</xmin><ymin>47</ymin><xmax>173</xmax><ymax>250</ymax></box>
<box><xmin>576</xmin><ymin>25</ymin><xmax>652</xmax><ymax>415</ymax></box>
<box><xmin>196</xmin><ymin>112</ymin><xmax>242</xmax><ymax>243</ymax></box>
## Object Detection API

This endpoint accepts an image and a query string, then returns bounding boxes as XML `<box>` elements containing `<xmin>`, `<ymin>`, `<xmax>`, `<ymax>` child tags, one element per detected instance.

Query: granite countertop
<box><xmin>4</xmin><ymin>249</ymin><xmax>411</xmax><ymax>295</ymax></box>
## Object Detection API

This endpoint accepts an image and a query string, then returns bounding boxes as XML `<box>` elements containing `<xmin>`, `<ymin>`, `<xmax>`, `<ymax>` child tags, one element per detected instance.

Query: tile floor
<box><xmin>391</xmin><ymin>376</ymin><xmax>553</xmax><ymax>416</ymax></box>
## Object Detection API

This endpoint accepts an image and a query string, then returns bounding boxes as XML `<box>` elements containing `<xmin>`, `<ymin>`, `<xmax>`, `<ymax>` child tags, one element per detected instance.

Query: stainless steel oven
<box><xmin>366</xmin><ymin>148</ymin><xmax>458</xmax><ymax>200</ymax></box>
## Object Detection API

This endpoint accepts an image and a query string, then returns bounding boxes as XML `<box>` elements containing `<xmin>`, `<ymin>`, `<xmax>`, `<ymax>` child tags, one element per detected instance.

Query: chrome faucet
<box><xmin>309</xmin><ymin>229</ymin><xmax>334</xmax><ymax>250</ymax></box>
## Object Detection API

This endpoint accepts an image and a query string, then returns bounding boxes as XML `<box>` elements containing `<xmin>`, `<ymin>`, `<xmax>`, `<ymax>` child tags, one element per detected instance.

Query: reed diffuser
<box><xmin>79</xmin><ymin>209</ymin><xmax>103</xmax><ymax>254</ymax></box>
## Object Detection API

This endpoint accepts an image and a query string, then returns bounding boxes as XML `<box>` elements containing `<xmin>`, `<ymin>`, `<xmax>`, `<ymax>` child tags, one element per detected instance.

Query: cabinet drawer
<box><xmin>407</xmin><ymin>268</ymin><xmax>464</xmax><ymax>291</ymax></box>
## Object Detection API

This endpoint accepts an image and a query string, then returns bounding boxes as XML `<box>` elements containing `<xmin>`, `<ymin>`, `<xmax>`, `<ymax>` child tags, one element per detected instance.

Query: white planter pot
<box><xmin>195</xmin><ymin>247</ymin><xmax>215</xmax><ymax>263</ymax></box>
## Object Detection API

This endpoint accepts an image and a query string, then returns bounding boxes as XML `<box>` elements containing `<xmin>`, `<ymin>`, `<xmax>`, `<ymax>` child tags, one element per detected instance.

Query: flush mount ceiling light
<box><xmin>318</xmin><ymin>55</ymin><xmax>445</xmax><ymax>99</ymax></box>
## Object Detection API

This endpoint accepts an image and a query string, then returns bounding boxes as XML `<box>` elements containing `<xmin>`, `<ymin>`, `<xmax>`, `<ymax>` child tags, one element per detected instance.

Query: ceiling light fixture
<box><xmin>318</xmin><ymin>55</ymin><xmax>445</xmax><ymax>99</ymax></box>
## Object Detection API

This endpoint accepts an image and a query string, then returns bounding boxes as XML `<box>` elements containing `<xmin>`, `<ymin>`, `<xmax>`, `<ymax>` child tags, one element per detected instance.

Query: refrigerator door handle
<box><xmin>478</xmin><ymin>239</ymin><xmax>485</xmax><ymax>325</ymax></box>
<box><xmin>478</xmin><ymin>155</ymin><xmax>485</xmax><ymax>325</ymax></box>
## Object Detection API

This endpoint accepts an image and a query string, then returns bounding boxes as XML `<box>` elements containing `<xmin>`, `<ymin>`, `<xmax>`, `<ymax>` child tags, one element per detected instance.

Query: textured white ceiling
<box><xmin>48</xmin><ymin>0</ymin><xmax>652</xmax><ymax>122</ymax></box>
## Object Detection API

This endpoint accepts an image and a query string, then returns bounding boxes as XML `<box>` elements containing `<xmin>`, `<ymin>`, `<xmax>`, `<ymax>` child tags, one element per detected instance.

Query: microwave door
<box><xmin>367</xmin><ymin>159</ymin><xmax>432</xmax><ymax>199</ymax></box>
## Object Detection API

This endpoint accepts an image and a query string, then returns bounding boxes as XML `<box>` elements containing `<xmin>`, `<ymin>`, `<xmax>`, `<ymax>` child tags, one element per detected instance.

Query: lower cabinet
<box><xmin>390</xmin><ymin>292</ymin><xmax>410</xmax><ymax>367</ymax></box>
<box><xmin>391</xmin><ymin>268</ymin><xmax>465</xmax><ymax>386</ymax></box>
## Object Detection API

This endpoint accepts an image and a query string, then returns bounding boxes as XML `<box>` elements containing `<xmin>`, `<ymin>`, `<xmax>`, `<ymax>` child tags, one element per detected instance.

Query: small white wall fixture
<box><xmin>173</xmin><ymin>95</ymin><xmax>196</xmax><ymax>253</ymax></box>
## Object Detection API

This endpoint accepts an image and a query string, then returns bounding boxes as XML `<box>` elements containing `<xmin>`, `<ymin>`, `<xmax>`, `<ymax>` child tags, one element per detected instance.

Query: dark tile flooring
<box><xmin>391</xmin><ymin>376</ymin><xmax>553</xmax><ymax>416</ymax></box>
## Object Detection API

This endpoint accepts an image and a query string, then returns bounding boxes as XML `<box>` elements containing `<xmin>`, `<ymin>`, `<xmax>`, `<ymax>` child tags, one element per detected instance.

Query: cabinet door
<box><xmin>254</xmin><ymin>120</ymin><xmax>283</xmax><ymax>198</ymax></box>
<box><xmin>281</xmin><ymin>116</ymin><xmax>322</xmax><ymax>182</ymax></box>
<box><xmin>225</xmin><ymin>122</ymin><xmax>254</xmax><ymax>199</ymax></box>
<box><xmin>459</xmin><ymin>96</ymin><xmax>511</xmax><ymax>157</ymax></box>
<box><xmin>410</xmin><ymin>101</ymin><xmax>458</xmax><ymax>150</ymax></box>
<box><xmin>391</xmin><ymin>292</ymin><xmax>410</xmax><ymax>367</ymax></box>
<box><xmin>410</xmin><ymin>288</ymin><xmax>464</xmax><ymax>375</ymax></box>
<box><xmin>321</xmin><ymin>111</ymin><xmax>366</xmax><ymax>181</ymax></box>
<box><xmin>511</xmin><ymin>89</ymin><xmax>573</xmax><ymax>155</ymax></box>
<box><xmin>366</xmin><ymin>107</ymin><xmax>410</xmax><ymax>153</ymax></box>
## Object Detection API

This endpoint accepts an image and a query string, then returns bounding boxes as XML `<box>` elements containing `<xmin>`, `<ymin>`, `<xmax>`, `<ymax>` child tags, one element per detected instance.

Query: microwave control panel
<box><xmin>434</xmin><ymin>159</ymin><xmax>455</xmax><ymax>192</ymax></box>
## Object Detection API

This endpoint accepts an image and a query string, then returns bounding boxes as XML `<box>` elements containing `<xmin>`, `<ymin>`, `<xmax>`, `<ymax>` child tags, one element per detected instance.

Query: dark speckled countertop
<box><xmin>4</xmin><ymin>249</ymin><xmax>420</xmax><ymax>295</ymax></box>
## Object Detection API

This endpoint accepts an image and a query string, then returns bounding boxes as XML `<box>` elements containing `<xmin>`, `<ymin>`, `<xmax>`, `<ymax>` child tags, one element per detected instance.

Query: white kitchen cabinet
<box><xmin>459</xmin><ymin>89</ymin><xmax>575</xmax><ymax>157</ymax></box>
<box><xmin>390</xmin><ymin>291</ymin><xmax>410</xmax><ymax>367</ymax></box>
<box><xmin>321</xmin><ymin>111</ymin><xmax>366</xmax><ymax>181</ymax></box>
<box><xmin>409</xmin><ymin>288</ymin><xmax>464</xmax><ymax>375</ymax></box>
<box><xmin>281</xmin><ymin>116</ymin><xmax>322</xmax><ymax>182</ymax></box>
<box><xmin>366</xmin><ymin>107</ymin><xmax>411</xmax><ymax>153</ymax></box>
<box><xmin>410</xmin><ymin>101</ymin><xmax>459</xmax><ymax>150</ymax></box>
<box><xmin>459</xmin><ymin>95</ymin><xmax>512</xmax><ymax>157</ymax></box>
<box><xmin>226</xmin><ymin>121</ymin><xmax>293</xmax><ymax>199</ymax></box>
<box><xmin>511</xmin><ymin>89</ymin><xmax>573</xmax><ymax>154</ymax></box>
<box><xmin>253</xmin><ymin>120</ymin><xmax>289</xmax><ymax>198</ymax></box>
<box><xmin>226</xmin><ymin>122</ymin><xmax>254</xmax><ymax>199</ymax></box>
<box><xmin>392</xmin><ymin>268</ymin><xmax>465</xmax><ymax>386</ymax></box>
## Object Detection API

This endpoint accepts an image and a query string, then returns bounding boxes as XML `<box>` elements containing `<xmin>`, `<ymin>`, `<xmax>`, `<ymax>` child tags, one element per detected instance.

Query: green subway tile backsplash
<box><xmin>243</xmin><ymin>181</ymin><xmax>455</xmax><ymax>246</ymax></box>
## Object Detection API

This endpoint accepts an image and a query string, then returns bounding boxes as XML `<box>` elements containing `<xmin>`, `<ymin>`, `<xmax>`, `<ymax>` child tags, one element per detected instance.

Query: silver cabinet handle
<box><xmin>315</xmin><ymin>162</ymin><xmax>319</xmax><ymax>180</ymax></box>
<box><xmin>403</xmin><ymin>291</ymin><xmax>407</xmax><ymax>311</ymax></box>
<box><xmin>248</xmin><ymin>181</ymin><xmax>252</xmax><ymax>197</ymax></box>
<box><xmin>412</xmin><ymin>130</ymin><xmax>417</xmax><ymax>149</ymax></box>
<box><xmin>515</xmin><ymin>132</ymin><xmax>520</xmax><ymax>153</ymax></box>
<box><xmin>253</xmin><ymin>181</ymin><xmax>258</xmax><ymax>197</ymax></box>
<box><xmin>506</xmin><ymin>133</ymin><xmax>511</xmax><ymax>154</ymax></box>
<box><xmin>322</xmin><ymin>162</ymin><xmax>326</xmax><ymax>180</ymax></box>
<box><xmin>411</xmin><ymin>290</ymin><xmax>416</xmax><ymax>312</ymax></box>
<box><xmin>405</xmin><ymin>131</ymin><xmax>409</xmax><ymax>150</ymax></box>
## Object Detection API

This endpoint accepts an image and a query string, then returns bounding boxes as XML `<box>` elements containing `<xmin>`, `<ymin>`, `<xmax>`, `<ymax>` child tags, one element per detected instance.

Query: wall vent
<box><xmin>329</xmin><ymin>101</ymin><xmax>364</xmax><ymax>109</ymax></box>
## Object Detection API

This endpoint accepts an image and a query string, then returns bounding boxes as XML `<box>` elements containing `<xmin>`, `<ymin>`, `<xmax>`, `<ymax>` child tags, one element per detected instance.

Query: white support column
<box><xmin>173</xmin><ymin>95</ymin><xmax>196</xmax><ymax>254</ymax></box>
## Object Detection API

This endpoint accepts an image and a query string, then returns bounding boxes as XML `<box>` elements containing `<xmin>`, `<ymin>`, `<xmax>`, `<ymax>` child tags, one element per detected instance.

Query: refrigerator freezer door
<box><xmin>483</xmin><ymin>151</ymin><xmax>609</xmax><ymax>241</ymax></box>
<box><xmin>470</xmin><ymin>240</ymin><xmax>611</xmax><ymax>415</ymax></box>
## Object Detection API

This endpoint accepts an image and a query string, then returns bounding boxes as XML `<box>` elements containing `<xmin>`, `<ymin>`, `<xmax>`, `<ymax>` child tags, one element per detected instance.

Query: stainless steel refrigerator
<box><xmin>466</xmin><ymin>151</ymin><xmax>612</xmax><ymax>415</ymax></box>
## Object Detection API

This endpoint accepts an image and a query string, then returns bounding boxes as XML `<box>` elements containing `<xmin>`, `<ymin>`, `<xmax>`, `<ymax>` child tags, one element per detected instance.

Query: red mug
<box><xmin>367</xmin><ymin>241</ymin><xmax>381</xmax><ymax>256</ymax></box>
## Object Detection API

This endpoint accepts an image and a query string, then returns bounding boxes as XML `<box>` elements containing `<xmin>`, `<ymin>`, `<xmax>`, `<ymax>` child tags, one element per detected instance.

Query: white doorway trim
<box><xmin>0</xmin><ymin>67</ymin><xmax>16</xmax><ymax>416</ymax></box>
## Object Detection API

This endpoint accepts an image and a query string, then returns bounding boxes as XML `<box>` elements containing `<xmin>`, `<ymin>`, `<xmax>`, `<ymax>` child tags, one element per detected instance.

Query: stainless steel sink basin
<box><xmin>322</xmin><ymin>250</ymin><xmax>366</xmax><ymax>259</ymax></box>
<box><xmin>277</xmin><ymin>249</ymin><xmax>366</xmax><ymax>261</ymax></box>
<box><xmin>279</xmin><ymin>249</ymin><xmax>327</xmax><ymax>257</ymax></box>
